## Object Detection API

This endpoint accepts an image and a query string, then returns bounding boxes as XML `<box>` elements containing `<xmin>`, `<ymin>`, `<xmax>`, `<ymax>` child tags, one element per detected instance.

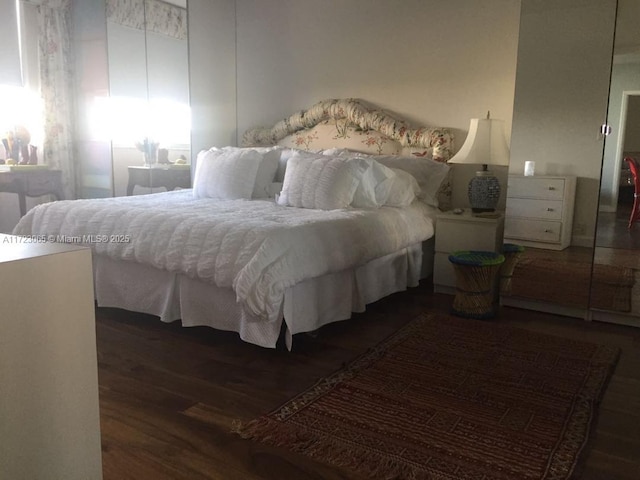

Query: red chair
<box><xmin>624</xmin><ymin>157</ymin><xmax>640</xmax><ymax>228</ymax></box>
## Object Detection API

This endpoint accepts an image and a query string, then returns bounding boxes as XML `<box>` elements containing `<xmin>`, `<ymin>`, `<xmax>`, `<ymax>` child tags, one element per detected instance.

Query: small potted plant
<box><xmin>135</xmin><ymin>137</ymin><xmax>159</xmax><ymax>166</ymax></box>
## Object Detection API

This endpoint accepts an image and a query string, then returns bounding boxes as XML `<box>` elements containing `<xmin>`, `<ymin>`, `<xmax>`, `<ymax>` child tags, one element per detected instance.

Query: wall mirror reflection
<box><xmin>106</xmin><ymin>0</ymin><xmax>191</xmax><ymax>197</ymax></box>
<box><xmin>591</xmin><ymin>0</ymin><xmax>640</xmax><ymax>326</ymax></box>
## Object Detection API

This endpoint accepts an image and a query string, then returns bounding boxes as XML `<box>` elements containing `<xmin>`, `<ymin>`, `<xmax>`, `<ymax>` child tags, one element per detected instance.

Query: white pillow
<box><xmin>214</xmin><ymin>146</ymin><xmax>281</xmax><ymax>198</ymax></box>
<box><xmin>274</xmin><ymin>148</ymin><xmax>299</xmax><ymax>182</ymax></box>
<box><xmin>192</xmin><ymin>148</ymin><xmax>262</xmax><ymax>199</ymax></box>
<box><xmin>277</xmin><ymin>152</ymin><xmax>369</xmax><ymax>210</ymax></box>
<box><xmin>373</xmin><ymin>155</ymin><xmax>451</xmax><ymax>207</ymax></box>
<box><xmin>351</xmin><ymin>159</ymin><xmax>396</xmax><ymax>208</ymax></box>
<box><xmin>268</xmin><ymin>182</ymin><xmax>283</xmax><ymax>198</ymax></box>
<box><xmin>385</xmin><ymin>168</ymin><xmax>420</xmax><ymax>207</ymax></box>
<box><xmin>250</xmin><ymin>147</ymin><xmax>282</xmax><ymax>198</ymax></box>
<box><xmin>321</xmin><ymin>147</ymin><xmax>370</xmax><ymax>158</ymax></box>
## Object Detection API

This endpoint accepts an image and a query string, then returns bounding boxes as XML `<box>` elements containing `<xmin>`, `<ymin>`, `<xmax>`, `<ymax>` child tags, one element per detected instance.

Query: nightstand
<box><xmin>433</xmin><ymin>209</ymin><xmax>505</xmax><ymax>293</ymax></box>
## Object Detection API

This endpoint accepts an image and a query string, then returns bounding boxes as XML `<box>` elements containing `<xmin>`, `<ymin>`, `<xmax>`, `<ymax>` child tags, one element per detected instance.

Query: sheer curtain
<box><xmin>30</xmin><ymin>0</ymin><xmax>76</xmax><ymax>199</ymax></box>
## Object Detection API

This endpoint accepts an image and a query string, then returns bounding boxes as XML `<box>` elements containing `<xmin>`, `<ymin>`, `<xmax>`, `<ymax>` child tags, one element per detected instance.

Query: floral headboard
<box><xmin>241</xmin><ymin>98</ymin><xmax>454</xmax><ymax>162</ymax></box>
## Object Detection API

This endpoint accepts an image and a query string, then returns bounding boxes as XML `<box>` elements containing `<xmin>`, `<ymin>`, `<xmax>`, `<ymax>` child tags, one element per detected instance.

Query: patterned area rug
<box><xmin>236</xmin><ymin>313</ymin><xmax>619</xmax><ymax>479</ymax></box>
<box><xmin>509</xmin><ymin>258</ymin><xmax>635</xmax><ymax>312</ymax></box>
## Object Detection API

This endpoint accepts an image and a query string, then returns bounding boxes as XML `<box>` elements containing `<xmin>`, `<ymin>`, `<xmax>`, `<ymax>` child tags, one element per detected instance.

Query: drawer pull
<box><xmin>546</xmin><ymin>208</ymin><xmax>554</xmax><ymax>212</ymax></box>
<box><xmin>548</xmin><ymin>186</ymin><xmax>555</xmax><ymax>190</ymax></box>
<box><xmin>544</xmin><ymin>229</ymin><xmax>553</xmax><ymax>233</ymax></box>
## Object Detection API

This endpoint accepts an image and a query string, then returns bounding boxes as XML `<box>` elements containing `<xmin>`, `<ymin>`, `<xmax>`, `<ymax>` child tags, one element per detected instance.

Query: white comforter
<box><xmin>14</xmin><ymin>190</ymin><xmax>435</xmax><ymax>321</ymax></box>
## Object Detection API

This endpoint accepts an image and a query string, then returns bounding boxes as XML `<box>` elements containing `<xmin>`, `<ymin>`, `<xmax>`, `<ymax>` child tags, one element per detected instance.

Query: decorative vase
<box><xmin>19</xmin><ymin>143</ymin><xmax>30</xmax><ymax>165</ymax></box>
<box><xmin>11</xmin><ymin>139</ymin><xmax>20</xmax><ymax>163</ymax></box>
<box><xmin>28</xmin><ymin>145</ymin><xmax>38</xmax><ymax>165</ymax></box>
<box><xmin>142</xmin><ymin>153</ymin><xmax>150</xmax><ymax>166</ymax></box>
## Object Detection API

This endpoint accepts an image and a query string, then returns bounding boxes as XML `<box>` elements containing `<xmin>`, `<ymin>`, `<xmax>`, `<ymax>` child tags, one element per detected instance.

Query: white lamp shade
<box><xmin>449</xmin><ymin>117</ymin><xmax>510</xmax><ymax>166</ymax></box>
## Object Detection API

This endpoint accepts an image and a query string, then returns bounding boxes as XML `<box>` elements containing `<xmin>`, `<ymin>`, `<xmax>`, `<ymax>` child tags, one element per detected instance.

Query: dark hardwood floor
<box><xmin>596</xmin><ymin>203</ymin><xmax>640</xmax><ymax>250</ymax></box>
<box><xmin>96</xmin><ymin>283</ymin><xmax>640</xmax><ymax>480</ymax></box>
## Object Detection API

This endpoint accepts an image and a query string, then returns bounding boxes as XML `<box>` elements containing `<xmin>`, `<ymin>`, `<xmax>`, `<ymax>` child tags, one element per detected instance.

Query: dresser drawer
<box><xmin>504</xmin><ymin>217</ymin><xmax>562</xmax><ymax>243</ymax></box>
<box><xmin>507</xmin><ymin>177</ymin><xmax>565</xmax><ymax>200</ymax></box>
<box><xmin>25</xmin><ymin>175</ymin><xmax>57</xmax><ymax>193</ymax></box>
<box><xmin>506</xmin><ymin>198</ymin><xmax>563</xmax><ymax>220</ymax></box>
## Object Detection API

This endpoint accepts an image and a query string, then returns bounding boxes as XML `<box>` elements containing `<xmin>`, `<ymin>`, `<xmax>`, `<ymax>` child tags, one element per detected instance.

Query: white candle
<box><xmin>524</xmin><ymin>161</ymin><xmax>535</xmax><ymax>176</ymax></box>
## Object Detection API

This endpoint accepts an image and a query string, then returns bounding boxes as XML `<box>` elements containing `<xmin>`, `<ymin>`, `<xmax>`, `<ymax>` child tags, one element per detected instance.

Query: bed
<box><xmin>13</xmin><ymin>99</ymin><xmax>454</xmax><ymax>349</ymax></box>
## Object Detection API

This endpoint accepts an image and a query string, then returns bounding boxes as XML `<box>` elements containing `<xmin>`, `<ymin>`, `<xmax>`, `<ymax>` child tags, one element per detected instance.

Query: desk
<box><xmin>127</xmin><ymin>165</ymin><xmax>191</xmax><ymax>195</ymax></box>
<box><xmin>0</xmin><ymin>169</ymin><xmax>64</xmax><ymax>217</ymax></box>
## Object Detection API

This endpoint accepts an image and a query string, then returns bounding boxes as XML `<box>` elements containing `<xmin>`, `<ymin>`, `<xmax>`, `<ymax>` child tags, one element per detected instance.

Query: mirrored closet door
<box><xmin>590</xmin><ymin>0</ymin><xmax>640</xmax><ymax>327</ymax></box>
<box><xmin>500</xmin><ymin>0</ymin><xmax>618</xmax><ymax>317</ymax></box>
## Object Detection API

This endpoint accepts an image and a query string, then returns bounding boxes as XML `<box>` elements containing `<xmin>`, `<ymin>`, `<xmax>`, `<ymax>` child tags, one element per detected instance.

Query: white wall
<box><xmin>509</xmin><ymin>0</ymin><xmax>617</xmax><ymax>245</ymax></box>
<box><xmin>188</xmin><ymin>0</ymin><xmax>237</xmax><ymax>165</ymax></box>
<box><xmin>624</xmin><ymin>96</ymin><xmax>640</xmax><ymax>151</ymax></box>
<box><xmin>234</xmin><ymin>0</ymin><xmax>521</xmax><ymax>209</ymax></box>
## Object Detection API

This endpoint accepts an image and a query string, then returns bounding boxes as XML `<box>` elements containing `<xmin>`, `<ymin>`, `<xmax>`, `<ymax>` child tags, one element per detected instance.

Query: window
<box><xmin>0</xmin><ymin>0</ymin><xmax>43</xmax><ymax>161</ymax></box>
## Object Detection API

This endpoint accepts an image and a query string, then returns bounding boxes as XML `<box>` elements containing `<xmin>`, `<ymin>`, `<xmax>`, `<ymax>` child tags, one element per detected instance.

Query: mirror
<box><xmin>501</xmin><ymin>0</ymin><xmax>617</xmax><ymax>316</ymax></box>
<box><xmin>591</xmin><ymin>0</ymin><xmax>640</xmax><ymax>326</ymax></box>
<box><xmin>106</xmin><ymin>0</ymin><xmax>190</xmax><ymax>197</ymax></box>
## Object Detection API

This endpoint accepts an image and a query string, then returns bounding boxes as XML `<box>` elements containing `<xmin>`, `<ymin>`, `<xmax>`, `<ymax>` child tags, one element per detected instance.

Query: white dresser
<box><xmin>433</xmin><ymin>209</ymin><xmax>505</xmax><ymax>293</ymax></box>
<box><xmin>0</xmin><ymin>235</ymin><xmax>103</xmax><ymax>480</ymax></box>
<box><xmin>504</xmin><ymin>175</ymin><xmax>577</xmax><ymax>250</ymax></box>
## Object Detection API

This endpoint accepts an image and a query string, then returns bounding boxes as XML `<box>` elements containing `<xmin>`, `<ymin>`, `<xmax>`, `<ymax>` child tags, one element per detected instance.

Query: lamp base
<box><xmin>468</xmin><ymin>170</ymin><xmax>500</xmax><ymax>213</ymax></box>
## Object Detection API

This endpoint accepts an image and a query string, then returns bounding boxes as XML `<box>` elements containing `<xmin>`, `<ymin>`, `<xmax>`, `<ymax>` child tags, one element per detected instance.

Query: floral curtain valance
<box><xmin>106</xmin><ymin>0</ymin><xmax>187</xmax><ymax>40</ymax></box>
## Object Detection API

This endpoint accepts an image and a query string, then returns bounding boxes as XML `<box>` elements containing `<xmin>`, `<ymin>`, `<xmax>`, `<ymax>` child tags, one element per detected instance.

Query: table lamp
<box><xmin>448</xmin><ymin>112</ymin><xmax>510</xmax><ymax>212</ymax></box>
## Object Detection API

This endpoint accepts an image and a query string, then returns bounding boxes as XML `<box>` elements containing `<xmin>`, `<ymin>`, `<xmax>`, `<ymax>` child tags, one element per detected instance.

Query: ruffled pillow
<box><xmin>277</xmin><ymin>151</ymin><xmax>369</xmax><ymax>210</ymax></box>
<box><xmin>192</xmin><ymin>148</ymin><xmax>263</xmax><ymax>199</ymax></box>
<box><xmin>213</xmin><ymin>146</ymin><xmax>282</xmax><ymax>198</ymax></box>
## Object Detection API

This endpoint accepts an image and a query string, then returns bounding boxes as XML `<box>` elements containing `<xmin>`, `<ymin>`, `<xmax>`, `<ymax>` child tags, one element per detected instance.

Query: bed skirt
<box><xmin>93</xmin><ymin>240</ymin><xmax>432</xmax><ymax>349</ymax></box>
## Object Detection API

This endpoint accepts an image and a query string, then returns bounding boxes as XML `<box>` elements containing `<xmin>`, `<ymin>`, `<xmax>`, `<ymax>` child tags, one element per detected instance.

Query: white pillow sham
<box><xmin>385</xmin><ymin>168</ymin><xmax>420</xmax><ymax>207</ymax></box>
<box><xmin>373</xmin><ymin>155</ymin><xmax>450</xmax><ymax>208</ymax></box>
<box><xmin>249</xmin><ymin>146</ymin><xmax>282</xmax><ymax>198</ymax></box>
<box><xmin>192</xmin><ymin>148</ymin><xmax>263</xmax><ymax>199</ymax></box>
<box><xmin>277</xmin><ymin>151</ymin><xmax>369</xmax><ymax>210</ymax></box>
<box><xmin>351</xmin><ymin>159</ymin><xmax>396</xmax><ymax>208</ymax></box>
<box><xmin>275</xmin><ymin>148</ymin><xmax>298</xmax><ymax>182</ymax></box>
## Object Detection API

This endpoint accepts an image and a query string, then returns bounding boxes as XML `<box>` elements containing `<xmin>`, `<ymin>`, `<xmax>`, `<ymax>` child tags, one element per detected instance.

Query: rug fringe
<box><xmin>234</xmin><ymin>416</ymin><xmax>440</xmax><ymax>480</ymax></box>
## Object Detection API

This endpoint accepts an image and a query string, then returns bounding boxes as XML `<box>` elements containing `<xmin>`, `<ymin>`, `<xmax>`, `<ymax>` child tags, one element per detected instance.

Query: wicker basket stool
<box><xmin>449</xmin><ymin>250</ymin><xmax>505</xmax><ymax>319</ymax></box>
<box><xmin>499</xmin><ymin>243</ymin><xmax>525</xmax><ymax>296</ymax></box>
